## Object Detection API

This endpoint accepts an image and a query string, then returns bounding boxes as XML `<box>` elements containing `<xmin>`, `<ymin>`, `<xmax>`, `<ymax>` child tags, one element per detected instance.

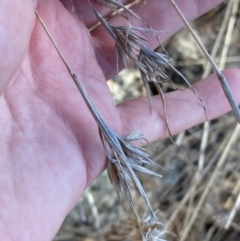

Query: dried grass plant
<box><xmin>35</xmin><ymin>0</ymin><xmax>240</xmax><ymax>240</ymax></box>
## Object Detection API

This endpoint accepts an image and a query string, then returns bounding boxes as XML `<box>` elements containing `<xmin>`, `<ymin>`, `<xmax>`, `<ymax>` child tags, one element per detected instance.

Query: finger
<box><xmin>0</xmin><ymin>0</ymin><xmax>35</xmax><ymax>95</ymax></box>
<box><xmin>91</xmin><ymin>0</ymin><xmax>224</xmax><ymax>79</ymax></box>
<box><xmin>117</xmin><ymin>69</ymin><xmax>240</xmax><ymax>143</ymax></box>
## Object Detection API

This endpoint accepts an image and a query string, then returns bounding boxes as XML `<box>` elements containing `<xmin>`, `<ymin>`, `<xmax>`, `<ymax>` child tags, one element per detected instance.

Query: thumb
<box><xmin>0</xmin><ymin>0</ymin><xmax>35</xmax><ymax>95</ymax></box>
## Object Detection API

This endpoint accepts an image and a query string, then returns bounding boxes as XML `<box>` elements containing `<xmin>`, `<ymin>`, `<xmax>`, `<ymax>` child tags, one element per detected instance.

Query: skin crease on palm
<box><xmin>0</xmin><ymin>0</ymin><xmax>240</xmax><ymax>240</ymax></box>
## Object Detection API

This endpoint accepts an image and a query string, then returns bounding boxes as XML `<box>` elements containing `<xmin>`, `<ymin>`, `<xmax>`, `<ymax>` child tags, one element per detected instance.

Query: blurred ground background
<box><xmin>54</xmin><ymin>0</ymin><xmax>240</xmax><ymax>240</ymax></box>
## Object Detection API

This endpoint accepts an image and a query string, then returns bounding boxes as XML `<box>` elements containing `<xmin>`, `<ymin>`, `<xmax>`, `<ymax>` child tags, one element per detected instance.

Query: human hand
<box><xmin>1</xmin><ymin>0</ymin><xmax>240</xmax><ymax>240</ymax></box>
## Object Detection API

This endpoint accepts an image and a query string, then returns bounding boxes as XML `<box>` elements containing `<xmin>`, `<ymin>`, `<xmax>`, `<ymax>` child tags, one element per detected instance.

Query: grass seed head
<box><xmin>138</xmin><ymin>46</ymin><xmax>174</xmax><ymax>88</ymax></box>
<box><xmin>138</xmin><ymin>46</ymin><xmax>207</xmax><ymax>120</ymax></box>
<box><xmin>95</xmin><ymin>13</ymin><xmax>147</xmax><ymax>67</ymax></box>
<box><xmin>99</xmin><ymin>126</ymin><xmax>166</xmax><ymax>240</ymax></box>
<box><xmin>113</xmin><ymin>24</ymin><xmax>147</xmax><ymax>65</ymax></box>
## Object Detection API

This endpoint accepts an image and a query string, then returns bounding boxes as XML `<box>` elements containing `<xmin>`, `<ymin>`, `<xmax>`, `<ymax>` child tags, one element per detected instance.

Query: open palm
<box><xmin>1</xmin><ymin>0</ymin><xmax>239</xmax><ymax>240</ymax></box>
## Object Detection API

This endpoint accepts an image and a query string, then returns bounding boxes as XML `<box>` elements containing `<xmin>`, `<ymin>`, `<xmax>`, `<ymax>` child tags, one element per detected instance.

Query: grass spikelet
<box><xmin>90</xmin><ymin>5</ymin><xmax>147</xmax><ymax>69</ymax></box>
<box><xmin>95</xmin><ymin>0</ymin><xmax>155</xmax><ymax>30</ymax></box>
<box><xmin>99</xmin><ymin>116</ymin><xmax>166</xmax><ymax>240</ymax></box>
<box><xmin>94</xmin><ymin>0</ymin><xmax>170</xmax><ymax>55</ymax></box>
<box><xmin>90</xmin><ymin>4</ymin><xmax>167</xmax><ymax>72</ymax></box>
<box><xmin>137</xmin><ymin>46</ymin><xmax>177</xmax><ymax>139</ymax></box>
<box><xmin>138</xmin><ymin>45</ymin><xmax>208</xmax><ymax>138</ymax></box>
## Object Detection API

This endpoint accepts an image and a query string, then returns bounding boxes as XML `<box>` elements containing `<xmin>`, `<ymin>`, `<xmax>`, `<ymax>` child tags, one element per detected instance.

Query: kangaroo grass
<box><xmin>35</xmin><ymin>9</ymin><xmax>167</xmax><ymax>241</ymax></box>
<box><xmin>91</xmin><ymin>2</ymin><xmax>207</xmax><ymax>131</ymax></box>
<box><xmin>90</xmin><ymin>3</ymin><xmax>168</xmax><ymax>69</ymax></box>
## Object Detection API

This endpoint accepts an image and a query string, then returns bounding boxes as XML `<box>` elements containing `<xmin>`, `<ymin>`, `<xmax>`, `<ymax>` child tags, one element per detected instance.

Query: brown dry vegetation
<box><xmin>54</xmin><ymin>1</ymin><xmax>240</xmax><ymax>240</ymax></box>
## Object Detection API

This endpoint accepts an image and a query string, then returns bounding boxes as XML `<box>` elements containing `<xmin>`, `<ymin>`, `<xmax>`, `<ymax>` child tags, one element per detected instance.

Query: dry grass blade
<box><xmin>179</xmin><ymin>124</ymin><xmax>240</xmax><ymax>241</ymax></box>
<box><xmin>225</xmin><ymin>189</ymin><xmax>240</xmax><ymax>230</ymax></box>
<box><xmin>219</xmin><ymin>0</ymin><xmax>240</xmax><ymax>70</ymax></box>
<box><xmin>203</xmin><ymin>0</ymin><xmax>235</xmax><ymax>77</ymax></box>
<box><xmin>85</xmin><ymin>189</ymin><xmax>105</xmax><ymax>241</ymax></box>
<box><xmin>35</xmin><ymin>9</ymin><xmax>166</xmax><ymax>241</ymax></box>
<box><xmin>166</xmin><ymin>130</ymin><xmax>231</xmax><ymax>228</ymax></box>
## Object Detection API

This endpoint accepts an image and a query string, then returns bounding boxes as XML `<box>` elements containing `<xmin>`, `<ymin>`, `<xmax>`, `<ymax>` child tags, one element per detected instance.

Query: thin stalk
<box><xmin>35</xmin><ymin>10</ymin><xmax>125</xmax><ymax>159</ymax></box>
<box><xmin>167</xmin><ymin>0</ymin><xmax>240</xmax><ymax>123</ymax></box>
